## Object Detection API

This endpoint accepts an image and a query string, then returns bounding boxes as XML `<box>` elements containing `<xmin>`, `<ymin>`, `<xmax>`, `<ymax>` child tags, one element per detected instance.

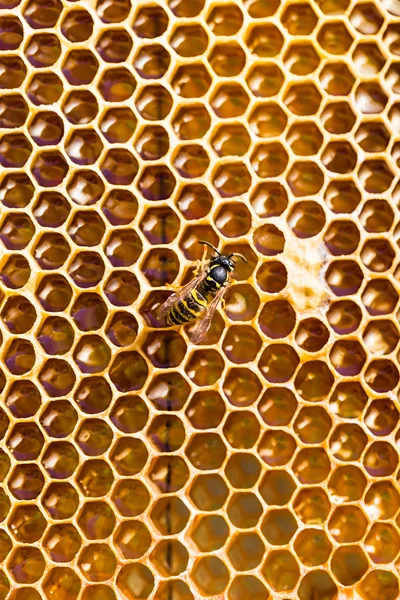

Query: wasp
<box><xmin>158</xmin><ymin>241</ymin><xmax>247</xmax><ymax>344</ymax></box>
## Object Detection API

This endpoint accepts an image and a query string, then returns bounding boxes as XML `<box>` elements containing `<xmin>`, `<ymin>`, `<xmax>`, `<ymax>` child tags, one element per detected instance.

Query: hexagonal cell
<box><xmin>225</xmin><ymin>453</ymin><xmax>261</xmax><ymax>489</ymax></box>
<box><xmin>284</xmin><ymin>82</ymin><xmax>321</xmax><ymax>117</ymax></box>
<box><xmin>287</xmin><ymin>122</ymin><xmax>323</xmax><ymax>157</ymax></box>
<box><xmin>322</xmin><ymin>140</ymin><xmax>357</xmax><ymax>174</ymax></box>
<box><xmin>363</xmin><ymin>320</ymin><xmax>399</xmax><ymax>356</ymax></box>
<box><xmin>150</xmin><ymin>496</ymin><xmax>189</xmax><ymax>536</ymax></box>
<box><xmin>42</xmin><ymin>567</ymin><xmax>81</xmax><ymax>599</ymax></box>
<box><xmin>0</xmin><ymin>213</ymin><xmax>35</xmax><ymax>251</ymax></box>
<box><xmin>327</xmin><ymin>300</ymin><xmax>362</xmax><ymax>336</ymax></box>
<box><xmin>133</xmin><ymin>43</ymin><xmax>170</xmax><ymax>80</ymax></box>
<box><xmin>0</xmin><ymin>94</ymin><xmax>26</xmax><ymax>130</ymax></box>
<box><xmin>355</xmin><ymin>82</ymin><xmax>388</xmax><ymax>115</ymax></box>
<box><xmin>251</xmin><ymin>142</ymin><xmax>288</xmax><ymax>177</ymax></box>
<box><xmin>353</xmin><ymin>42</ymin><xmax>385</xmax><ymax>76</ymax></box>
<box><xmin>172</xmin><ymin>64</ymin><xmax>211</xmax><ymax>98</ymax></box>
<box><xmin>246</xmin><ymin>63</ymin><xmax>284</xmax><ymax>98</ymax></box>
<box><xmin>210</xmin><ymin>83</ymin><xmax>249</xmax><ymax>118</ymax></box>
<box><xmin>258</xmin><ymin>430</ymin><xmax>296</xmax><ymax>466</ymax></box>
<box><xmin>7</xmin><ymin>422</ymin><xmax>44</xmax><ymax>460</ymax></box>
<box><xmin>294</xmin><ymin>407</ymin><xmax>332</xmax><ymax>444</ymax></box>
<box><xmin>110</xmin><ymin>435</ymin><xmax>148</xmax><ymax>477</ymax></box>
<box><xmin>362</xmin><ymin>239</ymin><xmax>395</xmax><ymax>273</ymax></box>
<box><xmin>185</xmin><ymin>390</ymin><xmax>225</xmax><ymax>430</ymax></box>
<box><xmin>8</xmin><ymin>464</ymin><xmax>44</xmax><ymax>501</ymax></box>
<box><xmin>96</xmin><ymin>28</ymin><xmax>132</xmax><ymax>63</ymax></box>
<box><xmin>0</xmin><ymin>255</ymin><xmax>30</xmax><ymax>290</ymax></box>
<box><xmin>212</xmin><ymin>162</ymin><xmax>252</xmax><ymax>199</ymax></box>
<box><xmin>256</xmin><ymin>261</ymin><xmax>287</xmax><ymax>294</ymax></box>
<box><xmin>329</xmin><ymin>381</ymin><xmax>368</xmax><ymax>420</ymax></box>
<box><xmin>23</xmin><ymin>0</ymin><xmax>63</xmax><ymax>28</ymax></box>
<box><xmin>43</xmin><ymin>524</ymin><xmax>82</xmax><ymax>562</ymax></box>
<box><xmin>350</xmin><ymin>3</ymin><xmax>384</xmax><ymax>34</ymax></box>
<box><xmin>328</xmin><ymin>465</ymin><xmax>367</xmax><ymax>502</ymax></box>
<box><xmin>331</xmin><ymin>546</ymin><xmax>369</xmax><ymax>586</ymax></box>
<box><xmin>362</xmin><ymin>279</ymin><xmax>399</xmax><ymax>315</ymax></box>
<box><xmin>293</xmin><ymin>487</ymin><xmax>331</xmax><ymax>525</ymax></box>
<box><xmin>41</xmin><ymin>481</ymin><xmax>79</xmax><ymax>521</ymax></box>
<box><xmin>147</xmin><ymin>414</ymin><xmax>185</xmax><ymax>453</ymax></box>
<box><xmin>8</xmin><ymin>504</ymin><xmax>46</xmax><ymax>543</ymax></box>
<box><xmin>246</xmin><ymin>23</ymin><xmax>283</xmax><ymax>57</ymax></box>
<box><xmin>330</xmin><ymin>340</ymin><xmax>367</xmax><ymax>376</ymax></box>
<box><xmin>24</xmin><ymin>32</ymin><xmax>58</xmax><ymax>68</ymax></box>
<box><xmin>207</xmin><ymin>3</ymin><xmax>243</xmax><ymax>35</ymax></box>
<box><xmin>284</xmin><ymin>41</ymin><xmax>320</xmax><ymax>75</ymax></box>
<box><xmin>6</xmin><ymin>381</ymin><xmax>41</xmax><ymax>419</ymax></box>
<box><xmin>189</xmin><ymin>473</ymin><xmax>228</xmax><ymax>511</ymax></box>
<box><xmin>364</xmin><ymin>441</ymin><xmax>399</xmax><ymax>476</ymax></box>
<box><xmin>261</xmin><ymin>508</ymin><xmax>298</xmax><ymax>546</ymax></box>
<box><xmin>358</xmin><ymin>570</ymin><xmax>399</xmax><ymax>600</ymax></box>
<box><xmin>209</xmin><ymin>42</ymin><xmax>246</xmax><ymax>77</ymax></box>
<box><xmin>292</xmin><ymin>447</ymin><xmax>331</xmax><ymax>484</ymax></box>
<box><xmin>227</xmin><ymin>532</ymin><xmax>265</xmax><ymax>571</ymax></box>
<box><xmin>78</xmin><ymin>543</ymin><xmax>117</xmax><ymax>582</ymax></box>
<box><xmin>190</xmin><ymin>514</ymin><xmax>229</xmax><ymax>553</ymax></box>
<box><xmin>42</xmin><ymin>441</ymin><xmax>79</xmax><ymax>479</ymax></box>
<box><xmin>191</xmin><ymin>556</ymin><xmax>229</xmax><ymax>596</ymax></box>
<box><xmin>186</xmin><ymin>432</ymin><xmax>226</xmax><ymax>470</ymax></box>
<box><xmin>250</xmin><ymin>102</ymin><xmax>287</xmax><ymax>139</ymax></box>
<box><xmin>384</xmin><ymin>23</ymin><xmax>400</xmax><ymax>55</ymax></box>
<box><xmin>40</xmin><ymin>400</ymin><xmax>78</xmax><ymax>438</ymax></box>
<box><xmin>329</xmin><ymin>423</ymin><xmax>368</xmax><ymax>462</ymax></box>
<box><xmin>262</xmin><ymin>549</ymin><xmax>300</xmax><ymax>593</ymax></box>
<box><xmin>294</xmin><ymin>528</ymin><xmax>332</xmax><ymax>567</ymax></box>
<box><xmin>366</xmin><ymin>481</ymin><xmax>400</xmax><ymax>520</ymax></box>
<box><xmin>222</xmin><ymin>327</ymin><xmax>261</xmax><ymax>365</ymax></box>
<box><xmin>324</xmin><ymin>220</ymin><xmax>360</xmax><ymax>256</ymax></box>
<box><xmin>321</xmin><ymin>100</ymin><xmax>356</xmax><ymax>135</ymax></box>
<box><xmin>1</xmin><ymin>295</ymin><xmax>36</xmax><ymax>335</ymax></box>
<box><xmin>0</xmin><ymin>172</ymin><xmax>34</xmax><ymax>209</ymax></box>
<box><xmin>75</xmin><ymin>419</ymin><xmax>113</xmax><ymax>457</ymax></box>
<box><xmin>227</xmin><ymin>492</ymin><xmax>262</xmax><ymax>529</ymax></box>
<box><xmin>328</xmin><ymin>505</ymin><xmax>368</xmax><ymax>543</ymax></box>
<box><xmin>0</xmin><ymin>15</ymin><xmax>23</xmax><ymax>50</ymax></box>
<box><xmin>77</xmin><ymin>459</ymin><xmax>114</xmax><ymax>499</ymax></box>
<box><xmin>282</xmin><ymin>2</ymin><xmax>317</xmax><ymax>33</ymax></box>
<box><xmin>61</xmin><ymin>8</ymin><xmax>93</xmax><ymax>42</ymax></box>
<box><xmin>223</xmin><ymin>411</ymin><xmax>260</xmax><ymax>450</ymax></box>
<box><xmin>259</xmin><ymin>344</ymin><xmax>299</xmax><ymax>384</ymax></box>
<box><xmin>113</xmin><ymin>520</ymin><xmax>151</xmax><ymax>562</ymax></box>
<box><xmin>257</xmin><ymin>388</ymin><xmax>296</xmax><ymax>428</ymax></box>
<box><xmin>28</xmin><ymin>111</ymin><xmax>64</xmax><ymax>149</ymax></box>
<box><xmin>287</xmin><ymin>161</ymin><xmax>324</xmax><ymax>198</ymax></box>
<box><xmin>365</xmin><ymin>398</ymin><xmax>399</xmax><ymax>437</ymax></box>
<box><xmin>298</xmin><ymin>571</ymin><xmax>338</xmax><ymax>600</ymax></box>
<box><xmin>111</xmin><ymin>479</ymin><xmax>150</xmax><ymax>519</ymax></box>
<box><xmin>259</xmin><ymin>470</ymin><xmax>296</xmax><ymax>506</ymax></box>
<box><xmin>8</xmin><ymin>546</ymin><xmax>45</xmax><ymax>584</ymax></box>
<box><xmin>150</xmin><ymin>539</ymin><xmax>189</xmax><ymax>577</ymax></box>
<box><xmin>98</xmin><ymin>67</ymin><xmax>136</xmax><ymax>102</ymax></box>
<box><xmin>149</xmin><ymin>456</ymin><xmax>189</xmax><ymax>494</ymax></box>
<box><xmin>132</xmin><ymin>3</ymin><xmax>168</xmax><ymax>36</ymax></box>
<box><xmin>326</xmin><ymin>259</ymin><xmax>364</xmax><ymax>297</ymax></box>
<box><xmin>82</xmin><ymin>497</ymin><xmax>118</xmax><ymax>541</ymax></box>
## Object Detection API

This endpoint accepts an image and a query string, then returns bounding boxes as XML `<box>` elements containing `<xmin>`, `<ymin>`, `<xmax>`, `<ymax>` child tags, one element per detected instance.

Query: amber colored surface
<box><xmin>0</xmin><ymin>0</ymin><xmax>400</xmax><ymax>598</ymax></box>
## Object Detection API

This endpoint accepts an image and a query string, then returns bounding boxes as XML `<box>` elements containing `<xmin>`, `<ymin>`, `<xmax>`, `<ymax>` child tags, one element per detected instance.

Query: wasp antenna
<box><xmin>198</xmin><ymin>240</ymin><xmax>220</xmax><ymax>255</ymax></box>
<box><xmin>229</xmin><ymin>253</ymin><xmax>248</xmax><ymax>263</ymax></box>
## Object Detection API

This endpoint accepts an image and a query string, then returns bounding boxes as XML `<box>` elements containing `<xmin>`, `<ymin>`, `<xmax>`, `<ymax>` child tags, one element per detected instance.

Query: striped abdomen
<box><xmin>167</xmin><ymin>289</ymin><xmax>207</xmax><ymax>325</ymax></box>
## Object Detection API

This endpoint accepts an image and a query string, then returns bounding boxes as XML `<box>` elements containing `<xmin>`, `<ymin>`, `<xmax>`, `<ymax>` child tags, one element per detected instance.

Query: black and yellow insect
<box><xmin>158</xmin><ymin>241</ymin><xmax>247</xmax><ymax>344</ymax></box>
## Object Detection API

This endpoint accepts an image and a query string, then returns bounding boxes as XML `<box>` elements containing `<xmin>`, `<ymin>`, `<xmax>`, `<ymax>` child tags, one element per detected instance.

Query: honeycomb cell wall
<box><xmin>0</xmin><ymin>0</ymin><xmax>399</xmax><ymax>598</ymax></box>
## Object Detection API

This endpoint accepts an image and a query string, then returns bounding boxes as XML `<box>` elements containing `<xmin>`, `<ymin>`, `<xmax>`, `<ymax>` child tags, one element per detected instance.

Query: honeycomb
<box><xmin>0</xmin><ymin>0</ymin><xmax>400</xmax><ymax>598</ymax></box>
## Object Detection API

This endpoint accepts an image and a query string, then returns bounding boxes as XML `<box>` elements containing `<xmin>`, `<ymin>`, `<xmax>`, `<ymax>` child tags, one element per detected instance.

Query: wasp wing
<box><xmin>190</xmin><ymin>284</ymin><xmax>228</xmax><ymax>345</ymax></box>
<box><xmin>157</xmin><ymin>270</ymin><xmax>208</xmax><ymax>320</ymax></box>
